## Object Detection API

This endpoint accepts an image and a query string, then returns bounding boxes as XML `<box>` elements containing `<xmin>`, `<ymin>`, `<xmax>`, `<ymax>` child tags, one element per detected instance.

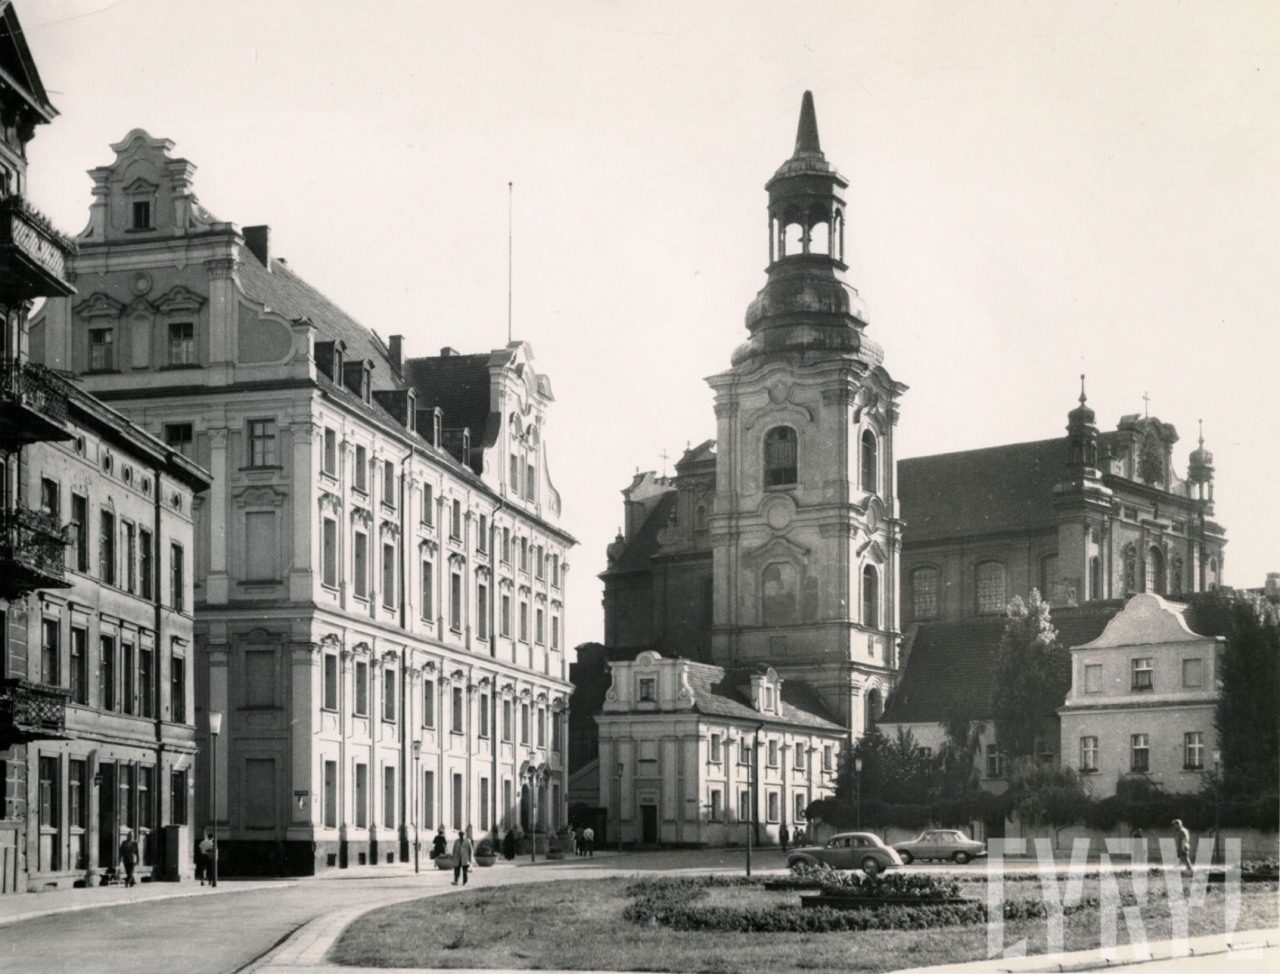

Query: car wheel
<box><xmin>953</xmin><ymin>851</ymin><xmax>971</xmax><ymax>865</ymax></box>
<box><xmin>898</xmin><ymin>851</ymin><xmax>914</xmax><ymax>865</ymax></box>
<box><xmin>861</xmin><ymin>857</ymin><xmax>881</xmax><ymax>877</ymax></box>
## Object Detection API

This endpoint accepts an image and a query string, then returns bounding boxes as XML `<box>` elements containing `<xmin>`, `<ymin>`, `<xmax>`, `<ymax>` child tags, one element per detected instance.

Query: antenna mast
<box><xmin>507</xmin><ymin>181</ymin><xmax>513</xmax><ymax>344</ymax></box>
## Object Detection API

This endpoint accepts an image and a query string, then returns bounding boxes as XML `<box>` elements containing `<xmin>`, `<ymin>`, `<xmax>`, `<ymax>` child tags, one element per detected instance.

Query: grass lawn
<box><xmin>329</xmin><ymin>875</ymin><xmax>1279</xmax><ymax>973</ymax></box>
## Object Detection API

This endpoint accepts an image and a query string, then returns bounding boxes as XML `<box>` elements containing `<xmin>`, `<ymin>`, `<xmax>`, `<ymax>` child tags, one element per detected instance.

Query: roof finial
<box><xmin>1079</xmin><ymin>373</ymin><xmax>1087</xmax><ymax>405</ymax></box>
<box><xmin>795</xmin><ymin>90</ymin><xmax>821</xmax><ymax>155</ymax></box>
<box><xmin>1142</xmin><ymin>391</ymin><xmax>1150</xmax><ymax>418</ymax></box>
<box><xmin>1198</xmin><ymin>418</ymin><xmax>1204</xmax><ymax>448</ymax></box>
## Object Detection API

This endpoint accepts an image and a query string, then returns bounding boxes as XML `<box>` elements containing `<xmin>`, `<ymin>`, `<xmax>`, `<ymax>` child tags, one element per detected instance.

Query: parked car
<box><xmin>891</xmin><ymin>829</ymin><xmax>987</xmax><ymax>865</ymax></box>
<box><xmin>785</xmin><ymin>832</ymin><xmax>903</xmax><ymax>877</ymax></box>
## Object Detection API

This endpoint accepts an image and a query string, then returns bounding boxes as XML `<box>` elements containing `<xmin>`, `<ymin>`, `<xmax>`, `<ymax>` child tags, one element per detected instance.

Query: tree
<box><xmin>990</xmin><ymin>589</ymin><xmax>1071</xmax><ymax>762</ymax></box>
<box><xmin>1213</xmin><ymin>593</ymin><xmax>1280</xmax><ymax>797</ymax></box>
<box><xmin>937</xmin><ymin>694</ymin><xmax>985</xmax><ymax>799</ymax></box>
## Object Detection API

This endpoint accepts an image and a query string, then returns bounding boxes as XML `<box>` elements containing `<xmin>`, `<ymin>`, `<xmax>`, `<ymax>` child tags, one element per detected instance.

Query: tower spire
<box><xmin>795</xmin><ymin>90</ymin><xmax>822</xmax><ymax>155</ymax></box>
<box><xmin>1079</xmin><ymin>373</ymin><xmax>1087</xmax><ymax>405</ymax></box>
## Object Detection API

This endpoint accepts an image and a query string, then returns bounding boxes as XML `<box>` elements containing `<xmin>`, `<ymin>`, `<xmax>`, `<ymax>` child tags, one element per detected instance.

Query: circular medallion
<box><xmin>130</xmin><ymin>272</ymin><xmax>153</xmax><ymax>296</ymax></box>
<box><xmin>762</xmin><ymin>494</ymin><xmax>797</xmax><ymax>531</ymax></box>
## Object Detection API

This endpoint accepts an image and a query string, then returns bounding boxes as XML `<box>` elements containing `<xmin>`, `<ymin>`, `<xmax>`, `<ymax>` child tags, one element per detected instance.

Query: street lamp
<box><xmin>208</xmin><ymin>711</ymin><xmax>223</xmax><ymax>888</ymax></box>
<box><xmin>1212</xmin><ymin>748</ymin><xmax>1222</xmax><ymax>864</ymax></box>
<box><xmin>412</xmin><ymin>739</ymin><xmax>422</xmax><ymax>874</ymax></box>
<box><xmin>855</xmin><ymin>757</ymin><xmax>864</xmax><ymax>831</ymax></box>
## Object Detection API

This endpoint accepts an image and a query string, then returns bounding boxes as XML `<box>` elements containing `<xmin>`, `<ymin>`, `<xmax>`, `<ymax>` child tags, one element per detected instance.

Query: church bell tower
<box><xmin>706</xmin><ymin>92</ymin><xmax>907</xmax><ymax>739</ymax></box>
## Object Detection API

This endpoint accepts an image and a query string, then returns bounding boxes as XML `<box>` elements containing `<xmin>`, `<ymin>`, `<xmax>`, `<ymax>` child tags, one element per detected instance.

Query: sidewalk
<box><xmin>0</xmin><ymin>877</ymin><xmax>294</xmax><ymax>927</ymax></box>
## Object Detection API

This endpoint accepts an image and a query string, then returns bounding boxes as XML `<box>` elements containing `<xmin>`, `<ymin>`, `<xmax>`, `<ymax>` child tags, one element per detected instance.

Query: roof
<box><xmin>0</xmin><ymin>2</ymin><xmax>56</xmax><ymax>123</ymax></box>
<box><xmin>880</xmin><ymin>602</ymin><xmax>1123</xmax><ymax>725</ymax></box>
<box><xmin>682</xmin><ymin>660</ymin><xmax>846</xmax><ymax>732</ymax></box>
<box><xmin>607</xmin><ymin>490</ymin><xmax>676</xmax><ymax>574</ymax></box>
<box><xmin>403</xmin><ymin>353</ymin><xmax>494</xmax><ymax>443</ymax></box>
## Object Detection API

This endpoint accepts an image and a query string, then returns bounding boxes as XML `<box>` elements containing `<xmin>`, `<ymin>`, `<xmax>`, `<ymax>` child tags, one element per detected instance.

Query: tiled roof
<box><xmin>237</xmin><ymin>250</ymin><xmax>403</xmax><ymax>394</ymax></box>
<box><xmin>880</xmin><ymin>602</ymin><xmax>1123</xmax><ymax>725</ymax></box>
<box><xmin>684</xmin><ymin>661</ymin><xmax>846</xmax><ymax>732</ymax></box>
<box><xmin>403</xmin><ymin>353</ymin><xmax>496</xmax><ymax>445</ymax></box>
<box><xmin>607</xmin><ymin>491</ymin><xmax>676</xmax><ymax>574</ymax></box>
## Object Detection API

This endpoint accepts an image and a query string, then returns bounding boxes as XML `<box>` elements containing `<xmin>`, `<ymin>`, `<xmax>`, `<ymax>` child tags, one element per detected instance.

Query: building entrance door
<box><xmin>98</xmin><ymin>763</ymin><xmax>117</xmax><ymax>872</ymax></box>
<box><xmin>640</xmin><ymin>804</ymin><xmax>658</xmax><ymax>845</ymax></box>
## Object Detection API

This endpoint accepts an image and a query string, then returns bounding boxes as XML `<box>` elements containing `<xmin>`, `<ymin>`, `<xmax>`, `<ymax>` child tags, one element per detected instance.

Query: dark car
<box><xmin>891</xmin><ymin>829</ymin><xmax>987</xmax><ymax>865</ymax></box>
<box><xmin>785</xmin><ymin>831</ymin><xmax>903</xmax><ymax>877</ymax></box>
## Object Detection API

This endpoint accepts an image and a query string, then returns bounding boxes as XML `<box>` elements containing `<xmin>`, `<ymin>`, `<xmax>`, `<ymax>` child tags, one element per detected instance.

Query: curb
<box><xmin>0</xmin><ymin>880</ymin><xmax>296</xmax><ymax>928</ymax></box>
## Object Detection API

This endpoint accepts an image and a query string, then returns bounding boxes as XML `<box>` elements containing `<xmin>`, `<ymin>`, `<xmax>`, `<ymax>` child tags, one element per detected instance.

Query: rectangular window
<box><xmin>738</xmin><ymin>789</ymin><xmax>751</xmax><ymax>823</ymax></box>
<box><xmin>795</xmin><ymin>746</ymin><xmax>806</xmax><ymax>771</ymax></box>
<box><xmin>422</xmin><ymin>679</ymin><xmax>435</xmax><ymax>727</ymax></box>
<box><xmin>1132</xmin><ymin>657</ymin><xmax>1153</xmax><ymax>691</ymax></box>
<box><xmin>383</xmin><ymin>668</ymin><xmax>396</xmax><ymax>722</ymax></box>
<box><xmin>768</xmin><ymin>739</ymin><xmax>778</xmax><ymax>767</ymax></box>
<box><xmin>171</xmin><ymin>543</ymin><xmax>184</xmax><ymax>611</ymax></box>
<box><xmin>1184</xmin><ymin>731</ymin><xmax>1204</xmax><ymax>770</ymax></box>
<box><xmin>170</xmin><ymin>769</ymin><xmax>187</xmax><ymax>825</ymax></box>
<box><xmin>520</xmin><ymin>538</ymin><xmax>529</xmax><ymax>573</ymax></box>
<box><xmin>480</xmin><ymin>777</ymin><xmax>490</xmax><ymax>831</ymax></box>
<box><xmin>355</xmin><ymin>763</ymin><xmax>368</xmax><ymax>829</ymax></box>
<box><xmin>421</xmin><ymin>560</ymin><xmax>434</xmax><ymax>620</ymax></box>
<box><xmin>322</xmin><ymin>427</ymin><xmax>336</xmax><ymax>475</ymax></box>
<box><xmin>139</xmin><ymin>646</ymin><xmax>153</xmax><ymax>717</ymax></box>
<box><xmin>1182</xmin><ymin>658</ymin><xmax>1204</xmax><ymax>688</ymax></box>
<box><xmin>525</xmin><ymin>463</ymin><xmax>535</xmax><ymax>501</ymax></box>
<box><xmin>423</xmin><ymin>770</ymin><xmax>436</xmax><ymax>830</ymax></box>
<box><xmin>100</xmin><ymin>635</ymin><xmax>115</xmax><ymax>711</ymax></box>
<box><xmin>89</xmin><ymin>327</ymin><xmax>115</xmax><ymax>370</ymax></box>
<box><xmin>519</xmin><ymin>602</ymin><xmax>528</xmax><ymax>642</ymax></box>
<box><xmin>382</xmin><ymin>461</ymin><xmax>396</xmax><ymax>508</ymax></box>
<box><xmin>123</xmin><ymin>522</ymin><xmax>136</xmax><ymax>593</ymax></box>
<box><xmin>70</xmin><ymin>628</ymin><xmax>87</xmax><ymax>704</ymax></box>
<box><xmin>552</xmin><ymin>555</ymin><xmax>560</xmax><ymax>588</ymax></box>
<box><xmin>99</xmin><ymin>510</ymin><xmax>116</xmax><ymax>584</ymax></box>
<box><xmin>171</xmin><ymin>652</ymin><xmax>186</xmax><ymax>722</ymax></box>
<box><xmin>510</xmin><ymin>454</ymin><xmax>520</xmax><ymax>494</ymax></box>
<box><xmin>382</xmin><ymin>543</ymin><xmax>396</xmax><ymax>608</ymax></box>
<box><xmin>503</xmin><ymin>699</ymin><xmax>513</xmax><ymax>741</ymax></box>
<box><xmin>354</xmin><ymin>532</ymin><xmax>368</xmax><ymax>598</ymax></box>
<box><xmin>248</xmin><ymin>419</ymin><xmax>278</xmax><ymax>467</ymax></box>
<box><xmin>767</xmin><ymin>791</ymin><xmax>779</xmax><ymax>823</ymax></box>
<box><xmin>132</xmin><ymin>199</ymin><xmax>151</xmax><ymax>229</ymax></box>
<box><xmin>1080</xmin><ymin>736</ymin><xmax>1099</xmax><ymax>772</ymax></box>
<box><xmin>535</xmin><ymin>607</ymin><xmax>544</xmax><ymax>645</ymax></box>
<box><xmin>421</xmin><ymin>482</ymin><xmax>432</xmax><ymax>524</ymax></box>
<box><xmin>501</xmin><ymin>528</ymin><xmax>510</xmax><ymax>563</ymax></box>
<box><xmin>478</xmin><ymin>514</ymin><xmax>488</xmax><ymax>553</ymax></box>
<box><xmin>1130</xmin><ymin>733</ymin><xmax>1150</xmax><ymax>773</ymax></box>
<box><xmin>987</xmin><ymin>744</ymin><xmax>1005</xmax><ymax>778</ymax></box>
<box><xmin>537</xmin><ymin>707</ymin><xmax>546</xmax><ymax>748</ymax></box>
<box><xmin>501</xmin><ymin>594</ymin><xmax>511</xmax><ymax>637</ymax></box>
<box><xmin>795</xmin><ymin>793</ymin><xmax>808</xmax><ymax>822</ymax></box>
<box><xmin>451</xmin><ymin>499</ymin><xmax>461</xmax><ymax>540</ymax></box>
<box><xmin>450</xmin><ymin>572</ymin><xmax>462</xmax><ymax>632</ymax></box>
<box><xmin>139</xmin><ymin>528</ymin><xmax>153</xmax><ymax>599</ymax></box>
<box><xmin>316</xmin><ymin>653</ymin><xmax>336</xmax><ymax>711</ymax></box>
<box><xmin>552</xmin><ymin>711</ymin><xmax>562</xmax><ymax>752</ymax></box>
<box><xmin>638</xmin><ymin>677</ymin><xmax>655</xmax><ymax>702</ymax></box>
<box><xmin>823</xmin><ymin>745</ymin><xmax>833</xmax><ymax>771</ymax></box>
<box><xmin>551</xmin><ymin>616</ymin><xmax>560</xmax><ymax>650</ymax></box>
<box><xmin>122</xmin><ymin>642</ymin><xmax>135</xmax><ymax>715</ymax></box>
<box><xmin>323</xmin><ymin>760</ymin><xmax>338</xmax><ymax>829</ymax></box>
<box><xmin>975</xmin><ymin>562</ymin><xmax>1005</xmax><ymax>614</ymax></box>
<box><xmin>1084</xmin><ymin>662</ymin><xmax>1103</xmax><ymax>693</ymax></box>
<box><xmin>40</xmin><ymin>477</ymin><xmax>59</xmax><ymax>518</ymax></box>
<box><xmin>477</xmin><ymin>584</ymin><xmax>488</xmax><ymax>640</ymax></box>
<box><xmin>452</xmin><ymin>685</ymin><xmax>464</xmax><ymax>734</ymax></box>
<box><xmin>355</xmin><ymin>661</ymin><xmax>368</xmax><ymax>716</ymax></box>
<box><xmin>521</xmin><ymin>702</ymin><xmax>530</xmax><ymax>744</ymax></box>
<box><xmin>383</xmin><ymin>767</ymin><xmax>396</xmax><ymax>830</ymax></box>
<box><xmin>168</xmin><ymin>322</ymin><xmax>195</xmax><ymax>365</ymax></box>
<box><xmin>322</xmin><ymin>517</ymin><xmax>337</xmax><ymax>588</ymax></box>
<box><xmin>121</xmin><ymin>764</ymin><xmax>137</xmax><ymax>833</ymax></box>
<box><xmin>710</xmin><ymin>789</ymin><xmax>722</xmax><ymax>821</ymax></box>
<box><xmin>710</xmin><ymin>733</ymin><xmax>721</xmax><ymax>763</ymax></box>
<box><xmin>139</xmin><ymin>766</ymin><xmax>154</xmax><ymax>839</ymax></box>
<box><xmin>535</xmin><ymin>545</ymin><xmax>545</xmax><ymax>580</ymax></box>
<box><xmin>39</xmin><ymin>756</ymin><xmax>60</xmax><ymax>870</ymax></box>
<box><xmin>479</xmin><ymin>693</ymin><xmax>490</xmax><ymax>737</ymax></box>
<box><xmin>69</xmin><ymin>760</ymin><xmax>87</xmax><ymax>831</ymax></box>
<box><xmin>164</xmin><ymin>423</ymin><xmax>193</xmax><ymax>459</ymax></box>
<box><xmin>71</xmin><ymin>494</ymin><xmax>88</xmax><ymax>572</ymax></box>
<box><xmin>355</xmin><ymin>445</ymin><xmax>368</xmax><ymax>492</ymax></box>
<box><xmin>740</xmin><ymin>739</ymin><xmax>751</xmax><ymax>765</ymax></box>
<box><xmin>41</xmin><ymin>618</ymin><xmax>59</xmax><ymax>687</ymax></box>
<box><xmin>452</xmin><ymin>773</ymin><xmax>463</xmax><ymax>830</ymax></box>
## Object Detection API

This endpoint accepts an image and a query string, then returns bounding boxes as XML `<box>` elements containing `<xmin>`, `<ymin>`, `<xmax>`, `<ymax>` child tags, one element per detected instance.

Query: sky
<box><xmin>19</xmin><ymin>0</ymin><xmax>1280</xmax><ymax>649</ymax></box>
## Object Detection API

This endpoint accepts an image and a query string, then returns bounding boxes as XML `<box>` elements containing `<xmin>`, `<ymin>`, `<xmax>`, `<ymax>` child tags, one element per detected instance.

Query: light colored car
<box><xmin>785</xmin><ymin>831</ymin><xmax>903</xmax><ymax>877</ymax></box>
<box><xmin>891</xmin><ymin>829</ymin><xmax>987</xmax><ymax>865</ymax></box>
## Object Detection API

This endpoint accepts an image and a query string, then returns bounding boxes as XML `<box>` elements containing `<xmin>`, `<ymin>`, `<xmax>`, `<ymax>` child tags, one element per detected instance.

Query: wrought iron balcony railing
<box><xmin>0</xmin><ymin>505</ymin><xmax>70</xmax><ymax>597</ymax></box>
<box><xmin>0</xmin><ymin>678</ymin><xmax>70</xmax><ymax>745</ymax></box>
<box><xmin>0</xmin><ymin>358</ymin><xmax>71</xmax><ymax>425</ymax></box>
<box><xmin>0</xmin><ymin>194</ymin><xmax>77</xmax><ymax>299</ymax></box>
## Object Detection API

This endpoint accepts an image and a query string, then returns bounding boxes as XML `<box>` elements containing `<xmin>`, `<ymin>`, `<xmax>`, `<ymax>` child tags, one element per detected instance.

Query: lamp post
<box><xmin>855</xmin><ymin>757</ymin><xmax>864</xmax><ymax>831</ymax></box>
<box><xmin>1212</xmin><ymin>748</ymin><xmax>1222</xmax><ymax>865</ymax></box>
<box><xmin>208</xmin><ymin>711</ymin><xmax>223</xmax><ymax>888</ymax></box>
<box><xmin>412</xmin><ymin>739</ymin><xmax>422</xmax><ymax>874</ymax></box>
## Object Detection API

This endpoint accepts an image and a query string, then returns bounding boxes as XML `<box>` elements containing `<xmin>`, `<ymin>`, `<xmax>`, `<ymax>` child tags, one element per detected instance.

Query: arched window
<box><xmin>764</xmin><ymin>427</ymin><xmax>797</xmax><ymax>487</ymax></box>
<box><xmin>1089</xmin><ymin>556</ymin><xmax>1102</xmax><ymax>601</ymax></box>
<box><xmin>865</xmin><ymin>688</ymin><xmax>882</xmax><ymax>732</ymax></box>
<box><xmin>762</xmin><ymin>562</ymin><xmax>799</xmax><ymax>627</ymax></box>
<box><xmin>975</xmin><ymin>561</ymin><xmax>1005</xmax><ymax>614</ymax></box>
<box><xmin>1040</xmin><ymin>554</ymin><xmax>1059</xmax><ymax>601</ymax></box>
<box><xmin>862</xmin><ymin>565</ymin><xmax>879</xmax><ymax>628</ymax></box>
<box><xmin>1208</xmin><ymin>557</ymin><xmax>1218</xmax><ymax>590</ymax></box>
<box><xmin>1171</xmin><ymin>556</ymin><xmax>1183</xmax><ymax>594</ymax></box>
<box><xmin>1145</xmin><ymin>546</ymin><xmax>1164</xmax><ymax>594</ymax></box>
<box><xmin>910</xmin><ymin>566</ymin><xmax>939</xmax><ymax>620</ymax></box>
<box><xmin>1124</xmin><ymin>544</ymin><xmax>1138</xmax><ymax>594</ymax></box>
<box><xmin>860</xmin><ymin>430</ymin><xmax>877</xmax><ymax>494</ymax></box>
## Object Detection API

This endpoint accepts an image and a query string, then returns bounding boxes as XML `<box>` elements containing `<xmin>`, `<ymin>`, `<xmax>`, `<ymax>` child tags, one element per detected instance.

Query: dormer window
<box><xmin>763</xmin><ymin>685</ymin><xmax>774</xmax><ymax>711</ymax></box>
<box><xmin>132</xmin><ymin>200</ymin><xmax>152</xmax><ymax>230</ymax></box>
<box><xmin>333</xmin><ymin>347</ymin><xmax>343</xmax><ymax>379</ymax></box>
<box><xmin>361</xmin><ymin>368</ymin><xmax>370</xmax><ymax>403</ymax></box>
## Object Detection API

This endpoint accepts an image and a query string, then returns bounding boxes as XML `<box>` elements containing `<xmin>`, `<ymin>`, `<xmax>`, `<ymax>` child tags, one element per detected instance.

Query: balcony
<box><xmin>0</xmin><ymin>194</ymin><xmax>77</xmax><ymax>301</ymax></box>
<box><xmin>0</xmin><ymin>679</ymin><xmax>71</xmax><ymax>747</ymax></box>
<box><xmin>0</xmin><ymin>358</ymin><xmax>73</xmax><ymax>449</ymax></box>
<box><xmin>0</xmin><ymin>506</ymin><xmax>71</xmax><ymax>598</ymax></box>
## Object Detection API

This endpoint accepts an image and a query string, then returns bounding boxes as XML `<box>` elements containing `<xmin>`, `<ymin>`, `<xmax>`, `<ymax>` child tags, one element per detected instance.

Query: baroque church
<box><xmin>573</xmin><ymin>93</ymin><xmax>1228</xmax><ymax>847</ymax></box>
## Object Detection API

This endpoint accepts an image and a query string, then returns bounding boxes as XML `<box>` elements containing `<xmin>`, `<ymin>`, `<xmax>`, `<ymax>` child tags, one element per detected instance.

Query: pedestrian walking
<box><xmin>197</xmin><ymin>830</ymin><xmax>214</xmax><ymax>885</ymax></box>
<box><xmin>503</xmin><ymin>828</ymin><xmax>516</xmax><ymax>860</ymax></box>
<box><xmin>431</xmin><ymin>826</ymin><xmax>447</xmax><ymax>861</ymax></box>
<box><xmin>583</xmin><ymin>825</ymin><xmax>594</xmax><ymax>857</ymax></box>
<box><xmin>574</xmin><ymin>824</ymin><xmax>585</xmax><ymax>857</ymax></box>
<box><xmin>779</xmin><ymin>825</ymin><xmax>790</xmax><ymax>852</ymax></box>
<box><xmin>119</xmin><ymin>831</ymin><xmax>140</xmax><ymax>887</ymax></box>
<box><xmin>1172</xmin><ymin>819</ymin><xmax>1193</xmax><ymax>875</ymax></box>
<box><xmin>451</xmin><ymin>829</ymin><xmax>474</xmax><ymax>885</ymax></box>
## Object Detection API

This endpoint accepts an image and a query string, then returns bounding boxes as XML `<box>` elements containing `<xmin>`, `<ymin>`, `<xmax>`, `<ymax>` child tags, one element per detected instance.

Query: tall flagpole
<box><xmin>507</xmin><ymin>182</ymin><xmax>513</xmax><ymax>344</ymax></box>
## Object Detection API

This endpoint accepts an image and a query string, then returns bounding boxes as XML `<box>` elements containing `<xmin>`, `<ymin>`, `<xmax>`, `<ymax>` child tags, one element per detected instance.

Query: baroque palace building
<box><xmin>32</xmin><ymin>131</ymin><xmax>575</xmax><ymax>874</ymax></box>
<box><xmin>2</xmin><ymin>0</ymin><xmax>210</xmax><ymax>895</ymax></box>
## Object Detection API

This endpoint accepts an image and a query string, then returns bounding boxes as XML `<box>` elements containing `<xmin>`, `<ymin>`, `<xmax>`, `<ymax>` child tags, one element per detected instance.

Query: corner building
<box><xmin>32</xmin><ymin>131</ymin><xmax>575</xmax><ymax>874</ymax></box>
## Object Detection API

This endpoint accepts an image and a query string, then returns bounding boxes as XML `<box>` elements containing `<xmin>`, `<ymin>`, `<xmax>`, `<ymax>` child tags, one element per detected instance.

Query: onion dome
<box><xmin>1188</xmin><ymin>421</ymin><xmax>1215</xmax><ymax>483</ymax></box>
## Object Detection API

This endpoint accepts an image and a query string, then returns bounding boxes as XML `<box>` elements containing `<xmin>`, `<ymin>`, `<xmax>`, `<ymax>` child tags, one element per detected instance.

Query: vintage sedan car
<box><xmin>891</xmin><ymin>829</ymin><xmax>987</xmax><ymax>865</ymax></box>
<box><xmin>785</xmin><ymin>832</ymin><xmax>903</xmax><ymax>877</ymax></box>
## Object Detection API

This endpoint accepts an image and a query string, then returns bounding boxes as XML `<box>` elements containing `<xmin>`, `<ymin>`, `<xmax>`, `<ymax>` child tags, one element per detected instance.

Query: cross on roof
<box><xmin>660</xmin><ymin>448</ymin><xmax>670</xmax><ymax>478</ymax></box>
<box><xmin>1143</xmin><ymin>391</ymin><xmax>1150</xmax><ymax>418</ymax></box>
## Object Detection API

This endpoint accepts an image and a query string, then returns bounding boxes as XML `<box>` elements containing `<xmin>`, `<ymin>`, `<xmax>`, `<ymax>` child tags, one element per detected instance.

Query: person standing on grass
<box><xmin>452</xmin><ymin>829</ymin><xmax>473</xmax><ymax>885</ymax></box>
<box><xmin>583</xmin><ymin>824</ymin><xmax>594</xmax><ymax>857</ymax></box>
<box><xmin>1172</xmin><ymin>819</ymin><xmax>1194</xmax><ymax>875</ymax></box>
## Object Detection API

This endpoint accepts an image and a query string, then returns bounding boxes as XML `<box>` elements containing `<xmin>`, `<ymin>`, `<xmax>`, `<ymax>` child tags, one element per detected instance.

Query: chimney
<box><xmin>244</xmin><ymin>225</ymin><xmax>271</xmax><ymax>268</ymax></box>
<box><xmin>440</xmin><ymin>346</ymin><xmax>458</xmax><ymax>357</ymax></box>
<box><xmin>388</xmin><ymin>335</ymin><xmax>403</xmax><ymax>373</ymax></box>
<box><xmin>1267</xmin><ymin>573</ymin><xmax>1280</xmax><ymax>601</ymax></box>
